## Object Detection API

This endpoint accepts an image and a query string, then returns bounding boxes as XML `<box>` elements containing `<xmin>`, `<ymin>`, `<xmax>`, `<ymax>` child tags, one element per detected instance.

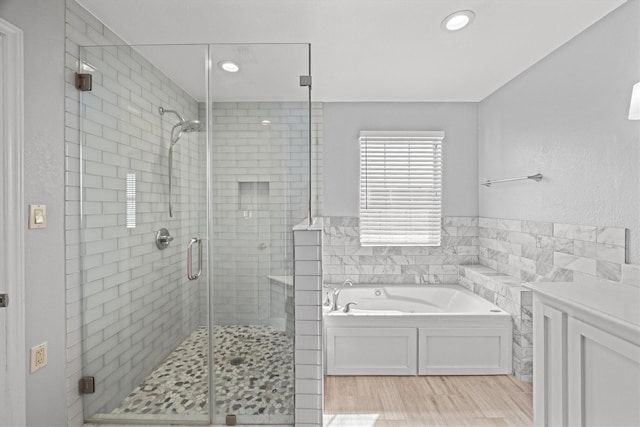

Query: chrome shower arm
<box><xmin>159</xmin><ymin>106</ymin><xmax>185</xmax><ymax>123</ymax></box>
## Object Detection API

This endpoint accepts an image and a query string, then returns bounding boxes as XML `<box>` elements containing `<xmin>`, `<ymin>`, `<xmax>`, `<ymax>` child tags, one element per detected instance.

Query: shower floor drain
<box><xmin>230</xmin><ymin>357</ymin><xmax>244</xmax><ymax>366</ymax></box>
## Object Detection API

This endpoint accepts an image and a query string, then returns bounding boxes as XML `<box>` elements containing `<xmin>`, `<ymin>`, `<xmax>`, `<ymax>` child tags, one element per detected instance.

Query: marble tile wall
<box><xmin>458</xmin><ymin>265</ymin><xmax>533</xmax><ymax>381</ymax></box>
<box><xmin>461</xmin><ymin>216</ymin><xmax>639</xmax><ymax>382</ymax></box>
<box><xmin>322</xmin><ymin>216</ymin><xmax>479</xmax><ymax>285</ymax></box>
<box><xmin>478</xmin><ymin>217</ymin><xmax>636</xmax><ymax>286</ymax></box>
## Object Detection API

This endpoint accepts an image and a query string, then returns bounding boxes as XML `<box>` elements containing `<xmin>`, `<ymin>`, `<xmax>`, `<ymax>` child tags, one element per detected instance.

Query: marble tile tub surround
<box><xmin>322</xmin><ymin>216</ymin><xmax>479</xmax><ymax>285</ymax></box>
<box><xmin>458</xmin><ymin>265</ymin><xmax>533</xmax><ymax>382</ymax></box>
<box><xmin>462</xmin><ymin>217</ymin><xmax>637</xmax><ymax>382</ymax></box>
<box><xmin>478</xmin><ymin>217</ymin><xmax>637</xmax><ymax>287</ymax></box>
<box><xmin>321</xmin><ymin>215</ymin><xmax>637</xmax><ymax>383</ymax></box>
<box><xmin>322</xmin><ymin>215</ymin><xmax>636</xmax><ymax>288</ymax></box>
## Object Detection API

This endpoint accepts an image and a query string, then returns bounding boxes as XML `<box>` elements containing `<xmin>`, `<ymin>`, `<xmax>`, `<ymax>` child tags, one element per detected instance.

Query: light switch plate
<box><xmin>28</xmin><ymin>204</ymin><xmax>46</xmax><ymax>229</ymax></box>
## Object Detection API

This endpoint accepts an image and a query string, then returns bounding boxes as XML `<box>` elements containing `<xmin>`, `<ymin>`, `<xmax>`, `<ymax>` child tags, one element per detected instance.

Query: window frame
<box><xmin>359</xmin><ymin>131</ymin><xmax>444</xmax><ymax>247</ymax></box>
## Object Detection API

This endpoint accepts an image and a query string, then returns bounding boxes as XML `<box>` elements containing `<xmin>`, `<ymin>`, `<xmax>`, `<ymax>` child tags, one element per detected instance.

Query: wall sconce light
<box><xmin>629</xmin><ymin>82</ymin><xmax>640</xmax><ymax>120</ymax></box>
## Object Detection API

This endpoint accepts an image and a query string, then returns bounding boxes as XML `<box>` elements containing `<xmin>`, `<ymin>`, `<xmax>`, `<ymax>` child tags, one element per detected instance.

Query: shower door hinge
<box><xmin>79</xmin><ymin>376</ymin><xmax>95</xmax><ymax>394</ymax></box>
<box><xmin>75</xmin><ymin>73</ymin><xmax>92</xmax><ymax>91</ymax></box>
<box><xmin>0</xmin><ymin>293</ymin><xmax>7</xmax><ymax>308</ymax></box>
<box><xmin>299</xmin><ymin>75</ymin><xmax>312</xmax><ymax>88</ymax></box>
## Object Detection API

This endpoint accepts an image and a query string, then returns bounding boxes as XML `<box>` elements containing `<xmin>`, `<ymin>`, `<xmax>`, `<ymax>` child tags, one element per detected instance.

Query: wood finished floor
<box><xmin>324</xmin><ymin>375</ymin><xmax>533</xmax><ymax>427</ymax></box>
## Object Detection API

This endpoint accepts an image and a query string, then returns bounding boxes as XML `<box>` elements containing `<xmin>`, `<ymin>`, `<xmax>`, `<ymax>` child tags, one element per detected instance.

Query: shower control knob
<box><xmin>259</xmin><ymin>243</ymin><xmax>268</xmax><ymax>250</ymax></box>
<box><xmin>155</xmin><ymin>228</ymin><xmax>174</xmax><ymax>250</ymax></box>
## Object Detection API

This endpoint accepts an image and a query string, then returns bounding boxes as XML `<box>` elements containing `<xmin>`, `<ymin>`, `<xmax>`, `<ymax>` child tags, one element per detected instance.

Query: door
<box><xmin>0</xmin><ymin>17</ymin><xmax>26</xmax><ymax>427</ymax></box>
<box><xmin>77</xmin><ymin>44</ymin><xmax>210</xmax><ymax>423</ymax></box>
<box><xmin>208</xmin><ymin>43</ymin><xmax>310</xmax><ymax>425</ymax></box>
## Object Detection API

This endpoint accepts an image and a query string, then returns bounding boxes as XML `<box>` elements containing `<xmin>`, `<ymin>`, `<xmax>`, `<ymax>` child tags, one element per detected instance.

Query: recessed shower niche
<box><xmin>238</xmin><ymin>181</ymin><xmax>270</xmax><ymax>220</ymax></box>
<box><xmin>77</xmin><ymin>42</ymin><xmax>310</xmax><ymax>425</ymax></box>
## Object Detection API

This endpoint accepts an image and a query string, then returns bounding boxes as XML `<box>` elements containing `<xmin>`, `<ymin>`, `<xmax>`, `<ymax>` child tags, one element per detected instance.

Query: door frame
<box><xmin>0</xmin><ymin>16</ymin><xmax>26</xmax><ymax>427</ymax></box>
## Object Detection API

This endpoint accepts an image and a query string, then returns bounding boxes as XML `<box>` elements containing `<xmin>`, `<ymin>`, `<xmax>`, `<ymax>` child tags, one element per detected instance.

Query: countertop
<box><xmin>524</xmin><ymin>281</ymin><xmax>640</xmax><ymax>343</ymax></box>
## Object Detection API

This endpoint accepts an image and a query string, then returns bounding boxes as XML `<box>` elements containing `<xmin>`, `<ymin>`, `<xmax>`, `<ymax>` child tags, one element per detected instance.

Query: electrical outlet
<box><xmin>30</xmin><ymin>342</ymin><xmax>48</xmax><ymax>373</ymax></box>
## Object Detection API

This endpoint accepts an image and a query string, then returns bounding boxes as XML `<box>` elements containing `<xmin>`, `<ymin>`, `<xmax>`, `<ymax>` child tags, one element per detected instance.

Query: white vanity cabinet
<box><xmin>525</xmin><ymin>282</ymin><xmax>640</xmax><ymax>427</ymax></box>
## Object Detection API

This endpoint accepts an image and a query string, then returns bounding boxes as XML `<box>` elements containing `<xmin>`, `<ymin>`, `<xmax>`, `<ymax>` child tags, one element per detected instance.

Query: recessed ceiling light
<box><xmin>442</xmin><ymin>10</ymin><xmax>475</xmax><ymax>32</ymax></box>
<box><xmin>261</xmin><ymin>120</ymin><xmax>272</xmax><ymax>126</ymax></box>
<box><xmin>218</xmin><ymin>60</ymin><xmax>239</xmax><ymax>73</ymax></box>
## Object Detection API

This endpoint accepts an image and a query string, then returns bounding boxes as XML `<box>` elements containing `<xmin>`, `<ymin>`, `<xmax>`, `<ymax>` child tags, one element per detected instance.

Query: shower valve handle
<box><xmin>155</xmin><ymin>228</ymin><xmax>174</xmax><ymax>250</ymax></box>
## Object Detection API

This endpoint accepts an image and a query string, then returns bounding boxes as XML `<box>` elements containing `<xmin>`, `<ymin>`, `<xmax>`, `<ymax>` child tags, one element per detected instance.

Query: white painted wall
<box><xmin>479</xmin><ymin>0</ymin><xmax>640</xmax><ymax>263</ymax></box>
<box><xmin>0</xmin><ymin>0</ymin><xmax>67</xmax><ymax>425</ymax></box>
<box><xmin>323</xmin><ymin>102</ymin><xmax>478</xmax><ymax>217</ymax></box>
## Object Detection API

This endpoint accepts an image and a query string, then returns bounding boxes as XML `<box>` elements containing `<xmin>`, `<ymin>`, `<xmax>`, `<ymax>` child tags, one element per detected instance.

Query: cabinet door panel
<box><xmin>533</xmin><ymin>301</ymin><xmax>566</xmax><ymax>427</ymax></box>
<box><xmin>568</xmin><ymin>318</ymin><xmax>640</xmax><ymax>427</ymax></box>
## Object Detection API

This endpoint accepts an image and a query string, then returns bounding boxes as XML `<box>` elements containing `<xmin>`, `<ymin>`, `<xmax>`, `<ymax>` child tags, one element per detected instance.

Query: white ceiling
<box><xmin>76</xmin><ymin>0</ymin><xmax>627</xmax><ymax>102</ymax></box>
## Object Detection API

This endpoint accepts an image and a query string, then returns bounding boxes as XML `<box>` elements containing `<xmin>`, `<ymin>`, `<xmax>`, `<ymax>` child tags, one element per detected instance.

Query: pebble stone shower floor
<box><xmin>110</xmin><ymin>325</ymin><xmax>294</xmax><ymax>417</ymax></box>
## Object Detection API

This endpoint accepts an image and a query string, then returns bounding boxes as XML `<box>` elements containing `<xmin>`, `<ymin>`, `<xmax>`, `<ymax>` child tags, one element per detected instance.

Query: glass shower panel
<box><xmin>78</xmin><ymin>44</ymin><xmax>209</xmax><ymax>424</ymax></box>
<box><xmin>209</xmin><ymin>43</ymin><xmax>310</xmax><ymax>425</ymax></box>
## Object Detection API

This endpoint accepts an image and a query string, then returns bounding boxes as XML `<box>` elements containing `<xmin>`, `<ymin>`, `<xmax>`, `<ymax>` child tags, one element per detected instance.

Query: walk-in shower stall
<box><xmin>77</xmin><ymin>43</ymin><xmax>310</xmax><ymax>425</ymax></box>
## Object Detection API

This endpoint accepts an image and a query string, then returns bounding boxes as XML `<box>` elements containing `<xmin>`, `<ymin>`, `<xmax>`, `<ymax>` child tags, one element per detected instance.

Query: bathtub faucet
<box><xmin>331</xmin><ymin>279</ymin><xmax>353</xmax><ymax>311</ymax></box>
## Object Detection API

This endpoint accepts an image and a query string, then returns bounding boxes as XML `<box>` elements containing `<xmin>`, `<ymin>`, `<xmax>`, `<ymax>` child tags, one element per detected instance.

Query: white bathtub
<box><xmin>323</xmin><ymin>284</ymin><xmax>512</xmax><ymax>376</ymax></box>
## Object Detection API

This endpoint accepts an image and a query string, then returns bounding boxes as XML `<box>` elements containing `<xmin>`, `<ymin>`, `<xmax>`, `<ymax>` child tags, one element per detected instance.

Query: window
<box><xmin>359</xmin><ymin>131</ymin><xmax>444</xmax><ymax>246</ymax></box>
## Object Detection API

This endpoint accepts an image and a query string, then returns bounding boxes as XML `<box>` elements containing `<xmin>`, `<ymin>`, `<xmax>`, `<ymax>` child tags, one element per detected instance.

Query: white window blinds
<box><xmin>359</xmin><ymin>131</ymin><xmax>444</xmax><ymax>246</ymax></box>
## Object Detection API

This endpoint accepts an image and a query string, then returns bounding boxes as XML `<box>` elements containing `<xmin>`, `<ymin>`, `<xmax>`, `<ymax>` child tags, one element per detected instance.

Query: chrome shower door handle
<box><xmin>187</xmin><ymin>237</ymin><xmax>202</xmax><ymax>280</ymax></box>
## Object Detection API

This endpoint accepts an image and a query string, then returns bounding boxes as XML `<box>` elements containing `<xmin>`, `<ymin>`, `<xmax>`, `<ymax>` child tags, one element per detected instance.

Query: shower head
<box><xmin>169</xmin><ymin>119</ymin><xmax>201</xmax><ymax>147</ymax></box>
<box><xmin>160</xmin><ymin>106</ymin><xmax>201</xmax><ymax>145</ymax></box>
<box><xmin>180</xmin><ymin>120</ymin><xmax>201</xmax><ymax>133</ymax></box>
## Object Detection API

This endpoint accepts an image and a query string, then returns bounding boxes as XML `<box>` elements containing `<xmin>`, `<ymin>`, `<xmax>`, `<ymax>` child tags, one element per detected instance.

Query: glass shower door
<box><xmin>78</xmin><ymin>44</ymin><xmax>210</xmax><ymax>424</ymax></box>
<box><xmin>209</xmin><ymin>43</ymin><xmax>310</xmax><ymax>425</ymax></box>
<box><xmin>77</xmin><ymin>41</ymin><xmax>311</xmax><ymax>426</ymax></box>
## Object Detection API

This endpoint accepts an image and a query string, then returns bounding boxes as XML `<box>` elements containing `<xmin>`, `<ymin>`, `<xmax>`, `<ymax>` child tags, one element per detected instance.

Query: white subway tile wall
<box><xmin>294</xmin><ymin>228</ymin><xmax>323</xmax><ymax>426</ymax></box>
<box><xmin>65</xmin><ymin>1</ymin><xmax>207</xmax><ymax>422</ymax></box>
<box><xmin>209</xmin><ymin>102</ymin><xmax>322</xmax><ymax>326</ymax></box>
